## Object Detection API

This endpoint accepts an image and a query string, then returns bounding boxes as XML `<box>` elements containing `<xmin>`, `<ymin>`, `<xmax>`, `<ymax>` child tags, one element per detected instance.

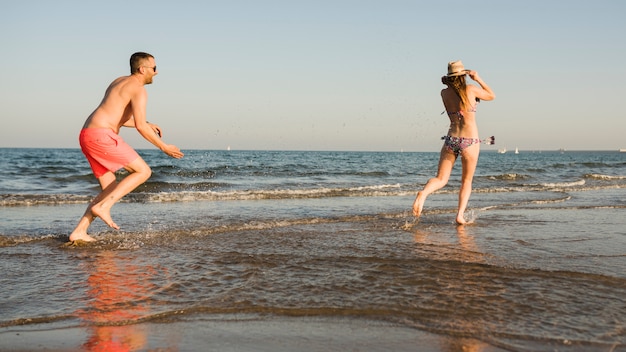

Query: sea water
<box><xmin>1</xmin><ymin>148</ymin><xmax>625</xmax><ymax>351</ymax></box>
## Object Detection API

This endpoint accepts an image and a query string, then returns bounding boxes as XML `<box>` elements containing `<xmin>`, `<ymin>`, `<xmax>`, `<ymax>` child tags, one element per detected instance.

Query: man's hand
<box><xmin>149</xmin><ymin>122</ymin><xmax>163</xmax><ymax>138</ymax></box>
<box><xmin>162</xmin><ymin>144</ymin><xmax>184</xmax><ymax>159</ymax></box>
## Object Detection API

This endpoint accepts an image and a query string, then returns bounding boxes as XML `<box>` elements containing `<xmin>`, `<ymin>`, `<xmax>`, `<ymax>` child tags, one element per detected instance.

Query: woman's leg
<box><xmin>456</xmin><ymin>144</ymin><xmax>480</xmax><ymax>224</ymax></box>
<box><xmin>413</xmin><ymin>147</ymin><xmax>457</xmax><ymax>217</ymax></box>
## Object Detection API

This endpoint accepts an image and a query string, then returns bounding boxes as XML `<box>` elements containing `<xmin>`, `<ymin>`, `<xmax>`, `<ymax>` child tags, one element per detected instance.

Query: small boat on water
<box><xmin>497</xmin><ymin>148</ymin><xmax>507</xmax><ymax>154</ymax></box>
<box><xmin>620</xmin><ymin>149</ymin><xmax>626</xmax><ymax>153</ymax></box>
<box><xmin>515</xmin><ymin>147</ymin><xmax>519</xmax><ymax>154</ymax></box>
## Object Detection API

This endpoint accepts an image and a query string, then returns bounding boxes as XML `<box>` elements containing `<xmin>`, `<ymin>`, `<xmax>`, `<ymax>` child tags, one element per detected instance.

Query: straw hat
<box><xmin>447</xmin><ymin>60</ymin><xmax>469</xmax><ymax>77</ymax></box>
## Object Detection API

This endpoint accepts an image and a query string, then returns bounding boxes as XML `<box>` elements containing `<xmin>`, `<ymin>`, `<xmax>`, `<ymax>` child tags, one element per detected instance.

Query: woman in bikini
<box><xmin>412</xmin><ymin>61</ymin><xmax>495</xmax><ymax>225</ymax></box>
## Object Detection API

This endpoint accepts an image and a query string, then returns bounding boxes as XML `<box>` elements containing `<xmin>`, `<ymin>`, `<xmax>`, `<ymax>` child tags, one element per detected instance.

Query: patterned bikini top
<box><xmin>444</xmin><ymin>103</ymin><xmax>477</xmax><ymax>119</ymax></box>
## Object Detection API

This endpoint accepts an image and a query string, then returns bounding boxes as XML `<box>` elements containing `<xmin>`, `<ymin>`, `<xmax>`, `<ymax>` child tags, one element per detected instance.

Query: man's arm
<box><xmin>122</xmin><ymin>115</ymin><xmax>161</xmax><ymax>137</ymax></box>
<box><xmin>131</xmin><ymin>88</ymin><xmax>165</xmax><ymax>147</ymax></box>
<box><xmin>131</xmin><ymin>87</ymin><xmax>184</xmax><ymax>158</ymax></box>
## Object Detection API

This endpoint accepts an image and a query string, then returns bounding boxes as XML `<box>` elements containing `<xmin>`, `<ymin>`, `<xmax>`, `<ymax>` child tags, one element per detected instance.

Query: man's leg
<box><xmin>69</xmin><ymin>172</ymin><xmax>118</xmax><ymax>242</ymax></box>
<box><xmin>90</xmin><ymin>157</ymin><xmax>152</xmax><ymax>229</ymax></box>
<box><xmin>68</xmin><ymin>157</ymin><xmax>151</xmax><ymax>241</ymax></box>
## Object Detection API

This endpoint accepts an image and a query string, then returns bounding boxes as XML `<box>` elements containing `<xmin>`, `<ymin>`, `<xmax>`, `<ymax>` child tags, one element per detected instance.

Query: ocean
<box><xmin>1</xmin><ymin>147</ymin><xmax>625</xmax><ymax>351</ymax></box>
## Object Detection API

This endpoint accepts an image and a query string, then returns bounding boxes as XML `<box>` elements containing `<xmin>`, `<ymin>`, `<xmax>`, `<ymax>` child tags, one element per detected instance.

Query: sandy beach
<box><xmin>0</xmin><ymin>316</ymin><xmax>512</xmax><ymax>352</ymax></box>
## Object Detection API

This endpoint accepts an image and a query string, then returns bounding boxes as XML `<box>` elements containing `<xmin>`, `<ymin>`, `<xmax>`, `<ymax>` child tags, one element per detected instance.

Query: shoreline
<box><xmin>0</xmin><ymin>316</ymin><xmax>509</xmax><ymax>352</ymax></box>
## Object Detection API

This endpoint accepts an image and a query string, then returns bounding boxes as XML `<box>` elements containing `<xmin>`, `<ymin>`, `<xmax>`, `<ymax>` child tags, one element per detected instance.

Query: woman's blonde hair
<box><xmin>445</xmin><ymin>75</ymin><xmax>470</xmax><ymax>111</ymax></box>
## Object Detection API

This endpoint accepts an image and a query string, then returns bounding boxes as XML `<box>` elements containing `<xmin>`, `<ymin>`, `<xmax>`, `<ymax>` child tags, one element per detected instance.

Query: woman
<box><xmin>412</xmin><ymin>61</ymin><xmax>495</xmax><ymax>225</ymax></box>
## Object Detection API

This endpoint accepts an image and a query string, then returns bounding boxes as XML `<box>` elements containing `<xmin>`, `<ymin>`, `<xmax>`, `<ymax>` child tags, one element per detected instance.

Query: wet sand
<box><xmin>0</xmin><ymin>316</ymin><xmax>508</xmax><ymax>352</ymax></box>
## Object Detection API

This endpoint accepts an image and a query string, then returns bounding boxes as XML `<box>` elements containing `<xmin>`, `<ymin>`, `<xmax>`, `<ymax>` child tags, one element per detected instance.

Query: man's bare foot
<box><xmin>69</xmin><ymin>231</ymin><xmax>96</xmax><ymax>242</ymax></box>
<box><xmin>412</xmin><ymin>191</ymin><xmax>426</xmax><ymax>217</ymax></box>
<box><xmin>91</xmin><ymin>204</ymin><xmax>120</xmax><ymax>230</ymax></box>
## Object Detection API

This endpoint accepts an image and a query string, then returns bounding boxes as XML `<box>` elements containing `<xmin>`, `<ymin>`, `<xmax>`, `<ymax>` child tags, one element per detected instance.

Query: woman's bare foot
<box><xmin>91</xmin><ymin>204</ymin><xmax>120</xmax><ymax>230</ymax></box>
<box><xmin>69</xmin><ymin>231</ymin><xmax>96</xmax><ymax>242</ymax></box>
<box><xmin>412</xmin><ymin>191</ymin><xmax>426</xmax><ymax>217</ymax></box>
<box><xmin>456</xmin><ymin>214</ymin><xmax>468</xmax><ymax>225</ymax></box>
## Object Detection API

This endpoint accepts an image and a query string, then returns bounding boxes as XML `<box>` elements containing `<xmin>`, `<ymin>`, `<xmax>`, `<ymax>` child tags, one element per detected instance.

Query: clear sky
<box><xmin>1</xmin><ymin>0</ymin><xmax>625</xmax><ymax>152</ymax></box>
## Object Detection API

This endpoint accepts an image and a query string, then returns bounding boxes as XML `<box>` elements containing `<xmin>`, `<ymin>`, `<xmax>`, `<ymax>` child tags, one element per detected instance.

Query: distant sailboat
<box><xmin>515</xmin><ymin>147</ymin><xmax>519</xmax><ymax>154</ymax></box>
<box><xmin>497</xmin><ymin>148</ymin><xmax>507</xmax><ymax>154</ymax></box>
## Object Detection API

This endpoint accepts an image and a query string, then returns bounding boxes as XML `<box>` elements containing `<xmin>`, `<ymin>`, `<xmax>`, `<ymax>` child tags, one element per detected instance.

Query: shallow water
<box><xmin>1</xmin><ymin>148</ymin><xmax>625</xmax><ymax>351</ymax></box>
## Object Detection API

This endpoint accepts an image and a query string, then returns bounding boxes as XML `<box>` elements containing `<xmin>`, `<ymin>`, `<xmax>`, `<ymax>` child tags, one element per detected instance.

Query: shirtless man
<box><xmin>69</xmin><ymin>52</ymin><xmax>184</xmax><ymax>242</ymax></box>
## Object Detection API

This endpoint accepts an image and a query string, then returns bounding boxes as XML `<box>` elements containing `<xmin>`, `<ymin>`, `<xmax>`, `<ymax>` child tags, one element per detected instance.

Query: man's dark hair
<box><xmin>130</xmin><ymin>52</ymin><xmax>154</xmax><ymax>74</ymax></box>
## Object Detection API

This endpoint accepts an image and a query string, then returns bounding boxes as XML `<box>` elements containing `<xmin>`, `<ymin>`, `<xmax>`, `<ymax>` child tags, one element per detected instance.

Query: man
<box><xmin>69</xmin><ymin>52</ymin><xmax>184</xmax><ymax>242</ymax></box>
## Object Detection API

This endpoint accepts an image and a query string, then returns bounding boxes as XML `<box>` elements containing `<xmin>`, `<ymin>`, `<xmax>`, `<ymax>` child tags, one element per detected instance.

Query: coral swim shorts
<box><xmin>79</xmin><ymin>128</ymin><xmax>140</xmax><ymax>178</ymax></box>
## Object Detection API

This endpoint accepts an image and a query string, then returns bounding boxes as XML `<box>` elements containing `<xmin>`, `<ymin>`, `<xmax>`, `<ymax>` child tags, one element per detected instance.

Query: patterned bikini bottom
<box><xmin>441</xmin><ymin>136</ymin><xmax>481</xmax><ymax>156</ymax></box>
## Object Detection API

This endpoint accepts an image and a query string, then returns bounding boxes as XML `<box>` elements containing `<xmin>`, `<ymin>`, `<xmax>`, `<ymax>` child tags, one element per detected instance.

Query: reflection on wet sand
<box><xmin>76</xmin><ymin>251</ymin><xmax>155</xmax><ymax>351</ymax></box>
<box><xmin>412</xmin><ymin>224</ymin><xmax>481</xmax><ymax>260</ymax></box>
<box><xmin>455</xmin><ymin>225</ymin><xmax>478</xmax><ymax>253</ymax></box>
<box><xmin>438</xmin><ymin>338</ymin><xmax>493</xmax><ymax>352</ymax></box>
<box><xmin>413</xmin><ymin>225</ymin><xmax>491</xmax><ymax>352</ymax></box>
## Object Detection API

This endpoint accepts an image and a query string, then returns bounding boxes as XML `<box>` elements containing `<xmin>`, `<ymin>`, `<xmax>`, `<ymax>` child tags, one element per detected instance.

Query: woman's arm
<box><xmin>467</xmin><ymin>71</ymin><xmax>495</xmax><ymax>101</ymax></box>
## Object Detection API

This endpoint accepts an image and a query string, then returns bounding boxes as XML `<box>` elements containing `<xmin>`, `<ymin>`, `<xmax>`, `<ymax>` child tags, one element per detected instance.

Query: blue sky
<box><xmin>1</xmin><ymin>0</ymin><xmax>625</xmax><ymax>151</ymax></box>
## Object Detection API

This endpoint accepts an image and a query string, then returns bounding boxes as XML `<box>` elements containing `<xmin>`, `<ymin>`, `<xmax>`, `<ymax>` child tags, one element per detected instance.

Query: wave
<box><xmin>579</xmin><ymin>161</ymin><xmax>626</xmax><ymax>168</ymax></box>
<box><xmin>151</xmin><ymin>164</ymin><xmax>392</xmax><ymax>178</ymax></box>
<box><xmin>538</xmin><ymin>179</ymin><xmax>586</xmax><ymax>188</ymax></box>
<box><xmin>137</xmin><ymin>180</ymin><xmax>228</xmax><ymax>193</ymax></box>
<box><xmin>481</xmin><ymin>173</ymin><xmax>626</xmax><ymax>188</ymax></box>
<box><xmin>0</xmin><ymin>193</ymin><xmax>92</xmax><ymax>206</ymax></box>
<box><xmin>0</xmin><ymin>213</ymin><xmax>387</xmax><ymax>248</ymax></box>
<box><xmin>0</xmin><ymin>233</ymin><xmax>60</xmax><ymax>247</ymax></box>
<box><xmin>0</xmin><ymin>184</ymin><xmax>407</xmax><ymax>206</ymax></box>
<box><xmin>7</xmin><ymin>194</ymin><xmax>626</xmax><ymax>249</ymax></box>
<box><xmin>584</xmin><ymin>173</ymin><xmax>626</xmax><ymax>180</ymax></box>
<box><xmin>530</xmin><ymin>195</ymin><xmax>572</xmax><ymax>204</ymax></box>
<box><xmin>4</xmin><ymin>180</ymin><xmax>626</xmax><ymax>207</ymax></box>
<box><xmin>138</xmin><ymin>184</ymin><xmax>405</xmax><ymax>203</ymax></box>
<box><xmin>484</xmin><ymin>173</ymin><xmax>531</xmax><ymax>181</ymax></box>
